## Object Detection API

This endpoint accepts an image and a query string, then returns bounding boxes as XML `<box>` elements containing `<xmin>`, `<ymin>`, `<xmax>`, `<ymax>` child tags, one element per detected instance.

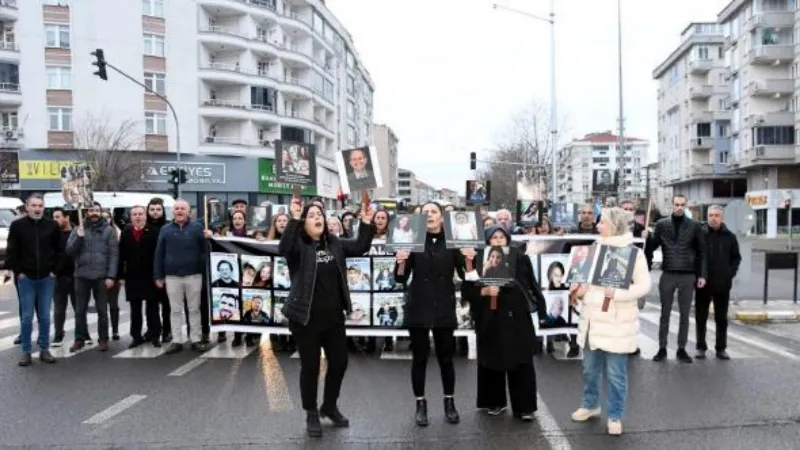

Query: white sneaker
<box><xmin>608</xmin><ymin>419</ymin><xmax>623</xmax><ymax>435</ymax></box>
<box><xmin>571</xmin><ymin>407</ymin><xmax>601</xmax><ymax>422</ymax></box>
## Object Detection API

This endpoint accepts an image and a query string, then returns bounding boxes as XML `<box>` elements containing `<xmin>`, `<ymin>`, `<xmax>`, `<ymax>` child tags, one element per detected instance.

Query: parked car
<box><xmin>0</xmin><ymin>196</ymin><xmax>23</xmax><ymax>266</ymax></box>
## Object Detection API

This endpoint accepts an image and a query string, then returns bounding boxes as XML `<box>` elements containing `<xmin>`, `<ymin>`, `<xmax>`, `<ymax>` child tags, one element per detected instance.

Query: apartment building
<box><xmin>653</xmin><ymin>22</ymin><xmax>748</xmax><ymax>207</ymax></box>
<box><xmin>435</xmin><ymin>187</ymin><xmax>464</xmax><ymax>207</ymax></box>
<box><xmin>644</xmin><ymin>161</ymin><xmax>672</xmax><ymax>212</ymax></box>
<box><xmin>371</xmin><ymin>123</ymin><xmax>398</xmax><ymax>199</ymax></box>
<box><xmin>397</xmin><ymin>168</ymin><xmax>442</xmax><ymax>205</ymax></box>
<box><xmin>718</xmin><ymin>0</ymin><xmax>800</xmax><ymax>190</ymax></box>
<box><xmin>9</xmin><ymin>0</ymin><xmax>374</xmax><ymax>201</ymax></box>
<box><xmin>556</xmin><ymin>131</ymin><xmax>648</xmax><ymax>204</ymax></box>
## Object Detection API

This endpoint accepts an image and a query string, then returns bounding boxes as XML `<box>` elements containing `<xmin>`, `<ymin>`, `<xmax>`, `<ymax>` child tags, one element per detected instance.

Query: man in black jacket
<box><xmin>6</xmin><ymin>194</ymin><xmax>62</xmax><ymax>366</ymax></box>
<box><xmin>646</xmin><ymin>194</ymin><xmax>707</xmax><ymax>363</ymax></box>
<box><xmin>695</xmin><ymin>205</ymin><xmax>740</xmax><ymax>360</ymax></box>
<box><xmin>51</xmin><ymin>207</ymin><xmax>76</xmax><ymax>347</ymax></box>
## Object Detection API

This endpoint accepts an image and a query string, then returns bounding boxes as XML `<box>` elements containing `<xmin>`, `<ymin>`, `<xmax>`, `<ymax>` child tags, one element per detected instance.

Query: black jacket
<box><xmin>463</xmin><ymin>246</ymin><xmax>546</xmax><ymax>371</ymax></box>
<box><xmin>646</xmin><ymin>215</ymin><xmax>707</xmax><ymax>278</ymax></box>
<box><xmin>118</xmin><ymin>224</ymin><xmax>160</xmax><ymax>302</ymax></box>
<box><xmin>279</xmin><ymin>218</ymin><xmax>376</xmax><ymax>326</ymax></box>
<box><xmin>54</xmin><ymin>228</ymin><xmax>75</xmax><ymax>277</ymax></box>
<box><xmin>6</xmin><ymin>216</ymin><xmax>63</xmax><ymax>279</ymax></box>
<box><xmin>702</xmin><ymin>223</ymin><xmax>741</xmax><ymax>292</ymax></box>
<box><xmin>394</xmin><ymin>231</ymin><xmax>465</xmax><ymax>328</ymax></box>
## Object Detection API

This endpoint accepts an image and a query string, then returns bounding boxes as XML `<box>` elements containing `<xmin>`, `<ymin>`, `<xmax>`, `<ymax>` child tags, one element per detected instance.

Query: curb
<box><xmin>732</xmin><ymin>311</ymin><xmax>800</xmax><ymax>323</ymax></box>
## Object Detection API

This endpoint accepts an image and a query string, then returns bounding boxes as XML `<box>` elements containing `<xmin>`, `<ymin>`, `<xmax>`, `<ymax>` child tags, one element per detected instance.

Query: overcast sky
<box><xmin>326</xmin><ymin>0</ymin><xmax>731</xmax><ymax>192</ymax></box>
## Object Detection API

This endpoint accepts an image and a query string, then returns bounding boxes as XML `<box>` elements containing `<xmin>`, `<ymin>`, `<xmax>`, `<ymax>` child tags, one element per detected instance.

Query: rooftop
<box><xmin>571</xmin><ymin>131</ymin><xmax>647</xmax><ymax>144</ymax></box>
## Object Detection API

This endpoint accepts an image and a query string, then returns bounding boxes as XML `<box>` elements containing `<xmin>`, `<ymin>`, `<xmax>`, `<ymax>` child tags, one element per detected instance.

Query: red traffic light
<box><xmin>785</xmin><ymin>198</ymin><xmax>792</xmax><ymax>209</ymax></box>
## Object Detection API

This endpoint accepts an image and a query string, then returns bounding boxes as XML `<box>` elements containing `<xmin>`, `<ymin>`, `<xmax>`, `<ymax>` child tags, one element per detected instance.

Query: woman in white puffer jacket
<box><xmin>569</xmin><ymin>206</ymin><xmax>651</xmax><ymax>436</ymax></box>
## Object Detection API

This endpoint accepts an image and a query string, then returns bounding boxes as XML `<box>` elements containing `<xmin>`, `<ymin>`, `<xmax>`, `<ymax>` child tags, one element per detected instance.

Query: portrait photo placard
<box><xmin>210</xmin><ymin>253</ymin><xmax>240</xmax><ymax>288</ymax></box>
<box><xmin>591</xmin><ymin>169</ymin><xmax>617</xmax><ymax>194</ymax></box>
<box><xmin>550</xmin><ymin>202</ymin><xmax>577</xmax><ymax>228</ymax></box>
<box><xmin>478</xmin><ymin>246</ymin><xmax>514</xmax><ymax>287</ymax></box>
<box><xmin>565</xmin><ymin>245</ymin><xmax>598</xmax><ymax>285</ymax></box>
<box><xmin>444</xmin><ymin>210</ymin><xmax>484</xmax><ymax>249</ymax></box>
<box><xmin>246</xmin><ymin>206</ymin><xmax>272</xmax><ymax>230</ymax></box>
<box><xmin>275</xmin><ymin>140</ymin><xmax>317</xmax><ymax>186</ymax></box>
<box><xmin>385</xmin><ymin>214</ymin><xmax>426</xmax><ymax>253</ymax></box>
<box><xmin>591</xmin><ymin>245</ymin><xmax>638</xmax><ymax>289</ymax></box>
<box><xmin>465</xmin><ymin>180</ymin><xmax>491</xmax><ymax>206</ymax></box>
<box><xmin>336</xmin><ymin>146</ymin><xmax>384</xmax><ymax>194</ymax></box>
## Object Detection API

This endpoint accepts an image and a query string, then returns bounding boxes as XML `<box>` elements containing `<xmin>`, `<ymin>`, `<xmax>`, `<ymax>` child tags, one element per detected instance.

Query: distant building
<box><xmin>371</xmin><ymin>124</ymin><xmax>398</xmax><ymax>198</ymax></box>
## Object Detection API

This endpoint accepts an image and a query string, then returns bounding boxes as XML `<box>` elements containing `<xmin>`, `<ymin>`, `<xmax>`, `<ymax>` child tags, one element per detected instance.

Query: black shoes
<box><xmin>652</xmin><ymin>348</ymin><xmax>667</xmax><ymax>362</ymax></box>
<box><xmin>129</xmin><ymin>338</ymin><xmax>144</xmax><ymax>349</ymax></box>
<box><xmin>232</xmin><ymin>334</ymin><xmax>242</xmax><ymax>347</ymax></box>
<box><xmin>444</xmin><ymin>397</ymin><xmax>460</xmax><ymax>424</ymax></box>
<box><xmin>676</xmin><ymin>349</ymin><xmax>693</xmax><ymax>363</ymax></box>
<box><xmin>566</xmin><ymin>346</ymin><xmax>580</xmax><ymax>358</ymax></box>
<box><xmin>165</xmin><ymin>343</ymin><xmax>182</xmax><ymax>354</ymax></box>
<box><xmin>39</xmin><ymin>351</ymin><xmax>56</xmax><ymax>364</ymax></box>
<box><xmin>13</xmin><ymin>336</ymin><xmax>20</xmax><ymax>345</ymax></box>
<box><xmin>415</xmin><ymin>399</ymin><xmax>429</xmax><ymax>427</ymax></box>
<box><xmin>319</xmin><ymin>404</ymin><xmax>350</xmax><ymax>427</ymax></box>
<box><xmin>162</xmin><ymin>333</ymin><xmax>173</xmax><ymax>344</ymax></box>
<box><xmin>306</xmin><ymin>410</ymin><xmax>322</xmax><ymax>438</ymax></box>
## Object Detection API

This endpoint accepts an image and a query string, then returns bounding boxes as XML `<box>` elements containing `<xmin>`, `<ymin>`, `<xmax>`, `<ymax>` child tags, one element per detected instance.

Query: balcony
<box><xmin>747</xmin><ymin>78</ymin><xmax>793</xmax><ymax>97</ymax></box>
<box><xmin>688</xmin><ymin>164</ymin><xmax>714</xmax><ymax>177</ymax></box>
<box><xmin>745</xmin><ymin>11</ymin><xmax>794</xmax><ymax>31</ymax></box>
<box><xmin>689</xmin><ymin>136</ymin><xmax>714</xmax><ymax>150</ymax></box>
<box><xmin>689</xmin><ymin>85</ymin><xmax>713</xmax><ymax>100</ymax></box>
<box><xmin>198</xmin><ymin>26</ymin><xmax>249</xmax><ymax>49</ymax></box>
<box><xmin>746</xmin><ymin>110</ymin><xmax>794</xmax><ymax>126</ymax></box>
<box><xmin>0</xmin><ymin>41</ymin><xmax>18</xmax><ymax>61</ymax></box>
<box><xmin>0</xmin><ymin>0</ymin><xmax>17</xmax><ymax>21</ymax></box>
<box><xmin>688</xmin><ymin>58</ymin><xmax>713</xmax><ymax>74</ymax></box>
<box><xmin>738</xmin><ymin>145</ymin><xmax>795</xmax><ymax>168</ymax></box>
<box><xmin>0</xmin><ymin>82</ymin><xmax>20</xmax><ymax>105</ymax></box>
<box><xmin>746</xmin><ymin>45</ymin><xmax>793</xmax><ymax>64</ymax></box>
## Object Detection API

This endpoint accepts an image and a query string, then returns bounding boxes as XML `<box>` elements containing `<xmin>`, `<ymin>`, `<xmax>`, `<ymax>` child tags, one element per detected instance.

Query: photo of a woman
<box><xmin>390</xmin><ymin>215</ymin><xmax>416</xmax><ymax>244</ymax></box>
<box><xmin>540</xmin><ymin>255</ymin><xmax>570</xmax><ymax>291</ymax></box>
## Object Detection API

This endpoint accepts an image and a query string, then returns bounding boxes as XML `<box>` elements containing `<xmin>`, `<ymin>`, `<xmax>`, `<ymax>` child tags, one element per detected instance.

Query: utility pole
<box><xmin>616</xmin><ymin>0</ymin><xmax>626</xmax><ymax>200</ymax></box>
<box><xmin>90</xmin><ymin>48</ymin><xmax>184</xmax><ymax>197</ymax></box>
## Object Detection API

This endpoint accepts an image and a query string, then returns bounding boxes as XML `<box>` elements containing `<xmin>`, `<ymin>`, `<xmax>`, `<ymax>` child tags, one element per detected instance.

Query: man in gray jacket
<box><xmin>66</xmin><ymin>202</ymin><xmax>119</xmax><ymax>352</ymax></box>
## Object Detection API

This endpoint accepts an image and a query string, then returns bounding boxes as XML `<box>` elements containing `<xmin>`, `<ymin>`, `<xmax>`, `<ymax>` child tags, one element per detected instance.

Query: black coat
<box><xmin>118</xmin><ymin>224</ymin><xmax>159</xmax><ymax>302</ymax></box>
<box><xmin>463</xmin><ymin>247</ymin><xmax>546</xmax><ymax>371</ymax></box>
<box><xmin>702</xmin><ymin>223</ymin><xmax>741</xmax><ymax>292</ymax></box>
<box><xmin>646</xmin><ymin>215</ymin><xmax>707</xmax><ymax>278</ymax></box>
<box><xmin>394</xmin><ymin>231</ymin><xmax>465</xmax><ymax>328</ymax></box>
<box><xmin>6</xmin><ymin>216</ymin><xmax>63</xmax><ymax>278</ymax></box>
<box><xmin>279</xmin><ymin>218</ymin><xmax>376</xmax><ymax>326</ymax></box>
<box><xmin>54</xmin><ymin>228</ymin><xmax>75</xmax><ymax>277</ymax></box>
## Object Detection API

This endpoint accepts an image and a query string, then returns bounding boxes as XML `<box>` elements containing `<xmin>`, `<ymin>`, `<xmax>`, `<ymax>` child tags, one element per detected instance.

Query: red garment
<box><xmin>132</xmin><ymin>227</ymin><xmax>144</xmax><ymax>241</ymax></box>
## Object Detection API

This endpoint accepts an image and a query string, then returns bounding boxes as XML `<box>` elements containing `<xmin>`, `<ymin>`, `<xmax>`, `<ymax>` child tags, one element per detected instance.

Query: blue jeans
<box><xmin>581</xmin><ymin>348</ymin><xmax>628</xmax><ymax>420</ymax></box>
<box><xmin>18</xmin><ymin>275</ymin><xmax>56</xmax><ymax>354</ymax></box>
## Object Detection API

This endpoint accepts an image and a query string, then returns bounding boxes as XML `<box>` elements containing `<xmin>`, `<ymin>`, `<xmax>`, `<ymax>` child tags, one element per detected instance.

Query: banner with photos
<box><xmin>206</xmin><ymin>235</ymin><xmax>644</xmax><ymax>336</ymax></box>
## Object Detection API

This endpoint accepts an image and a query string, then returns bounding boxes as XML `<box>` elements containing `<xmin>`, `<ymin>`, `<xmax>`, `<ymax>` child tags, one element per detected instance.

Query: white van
<box><xmin>0</xmin><ymin>196</ymin><xmax>23</xmax><ymax>264</ymax></box>
<box><xmin>43</xmin><ymin>192</ymin><xmax>174</xmax><ymax>228</ymax></box>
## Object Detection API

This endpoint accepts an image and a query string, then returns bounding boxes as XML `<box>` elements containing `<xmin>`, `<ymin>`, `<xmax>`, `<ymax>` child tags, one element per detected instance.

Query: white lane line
<box><xmin>82</xmin><ymin>395</ymin><xmax>147</xmax><ymax>425</ymax></box>
<box><xmin>167</xmin><ymin>358</ymin><xmax>207</xmax><ymax>377</ymax></box>
<box><xmin>636</xmin><ymin>332</ymin><xmax>661</xmax><ymax>360</ymax></box>
<box><xmin>201</xmin><ymin>342</ymin><xmax>259</xmax><ymax>359</ymax></box>
<box><xmin>639</xmin><ymin>311</ymin><xmax>750</xmax><ymax>359</ymax></box>
<box><xmin>34</xmin><ymin>320</ymin><xmax>133</xmax><ymax>359</ymax></box>
<box><xmin>536</xmin><ymin>393</ymin><xmax>573</xmax><ymax>450</ymax></box>
<box><xmin>0</xmin><ymin>311</ymin><xmax>10</xmax><ymax>317</ymax></box>
<box><xmin>0</xmin><ymin>314</ymin><xmax>103</xmax><ymax>353</ymax></box>
<box><xmin>113</xmin><ymin>343</ymin><xmax>167</xmax><ymax>359</ymax></box>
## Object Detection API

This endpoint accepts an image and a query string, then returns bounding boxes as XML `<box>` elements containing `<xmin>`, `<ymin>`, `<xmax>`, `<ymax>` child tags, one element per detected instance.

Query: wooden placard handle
<box><xmin>465</xmin><ymin>258</ymin><xmax>473</xmax><ymax>273</ymax></box>
<box><xmin>490</xmin><ymin>296</ymin><xmax>497</xmax><ymax>310</ymax></box>
<box><xmin>203</xmin><ymin>195</ymin><xmax>209</xmax><ymax>231</ymax></box>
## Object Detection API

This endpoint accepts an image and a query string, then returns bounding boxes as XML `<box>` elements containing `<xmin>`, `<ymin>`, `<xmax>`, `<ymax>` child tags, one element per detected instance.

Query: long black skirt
<box><xmin>476</xmin><ymin>363</ymin><xmax>537</xmax><ymax>415</ymax></box>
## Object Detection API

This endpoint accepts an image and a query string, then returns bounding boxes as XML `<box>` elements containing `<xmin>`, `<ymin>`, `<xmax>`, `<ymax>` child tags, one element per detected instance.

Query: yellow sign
<box><xmin>18</xmin><ymin>160</ymin><xmax>82</xmax><ymax>180</ymax></box>
<box><xmin>745</xmin><ymin>194</ymin><xmax>768</xmax><ymax>207</ymax></box>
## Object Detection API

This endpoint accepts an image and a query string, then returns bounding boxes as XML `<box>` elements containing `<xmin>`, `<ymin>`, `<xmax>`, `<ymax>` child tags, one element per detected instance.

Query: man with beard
<box><xmin>7</xmin><ymin>194</ymin><xmax>62</xmax><ymax>366</ymax></box>
<box><xmin>66</xmin><ymin>202</ymin><xmax>119</xmax><ymax>352</ymax></box>
<box><xmin>146</xmin><ymin>198</ymin><xmax>172</xmax><ymax>344</ymax></box>
<box><xmin>51</xmin><ymin>207</ymin><xmax>77</xmax><ymax>348</ymax></box>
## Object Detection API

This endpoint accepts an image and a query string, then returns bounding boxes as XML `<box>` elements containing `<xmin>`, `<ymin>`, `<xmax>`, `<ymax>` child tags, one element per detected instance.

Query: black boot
<box><xmin>415</xmin><ymin>399</ymin><xmax>429</xmax><ymax>427</ymax></box>
<box><xmin>444</xmin><ymin>397</ymin><xmax>460</xmax><ymax>424</ymax></box>
<box><xmin>306</xmin><ymin>410</ymin><xmax>322</xmax><ymax>438</ymax></box>
<box><xmin>320</xmin><ymin>403</ymin><xmax>350</xmax><ymax>427</ymax></box>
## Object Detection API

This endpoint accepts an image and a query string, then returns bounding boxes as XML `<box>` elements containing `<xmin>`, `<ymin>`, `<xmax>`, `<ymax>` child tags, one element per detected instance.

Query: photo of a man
<box><xmin>344</xmin><ymin>147</ymin><xmax>375</xmax><ymax>192</ymax></box>
<box><xmin>592</xmin><ymin>170</ymin><xmax>617</xmax><ymax>193</ymax></box>
<box><xmin>465</xmin><ymin>180</ymin><xmax>490</xmax><ymax>206</ymax></box>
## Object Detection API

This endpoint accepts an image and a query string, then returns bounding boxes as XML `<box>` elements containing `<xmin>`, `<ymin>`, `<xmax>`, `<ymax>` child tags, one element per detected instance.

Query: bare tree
<box><xmin>72</xmin><ymin>115</ymin><xmax>149</xmax><ymax>191</ymax></box>
<box><xmin>478</xmin><ymin>99</ymin><xmax>568</xmax><ymax>209</ymax></box>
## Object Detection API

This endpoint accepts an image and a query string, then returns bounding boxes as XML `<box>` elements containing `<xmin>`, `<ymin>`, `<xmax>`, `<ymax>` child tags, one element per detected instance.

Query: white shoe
<box><xmin>608</xmin><ymin>419</ymin><xmax>623</xmax><ymax>435</ymax></box>
<box><xmin>570</xmin><ymin>407</ymin><xmax>601</xmax><ymax>422</ymax></box>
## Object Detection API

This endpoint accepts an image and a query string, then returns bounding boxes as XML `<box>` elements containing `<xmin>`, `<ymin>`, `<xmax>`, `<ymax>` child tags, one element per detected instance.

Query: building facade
<box><xmin>5</xmin><ymin>0</ymin><xmax>373</xmax><ymax>201</ymax></box>
<box><xmin>644</xmin><ymin>161</ymin><xmax>672</xmax><ymax>213</ymax></box>
<box><xmin>556</xmin><ymin>131</ymin><xmax>648</xmax><ymax>204</ymax></box>
<box><xmin>371</xmin><ymin>123</ymin><xmax>398</xmax><ymax>199</ymax></box>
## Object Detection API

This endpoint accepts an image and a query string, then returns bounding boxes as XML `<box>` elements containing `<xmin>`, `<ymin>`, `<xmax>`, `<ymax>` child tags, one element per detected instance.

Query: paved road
<box><xmin>1</xmin><ymin>288</ymin><xmax>800</xmax><ymax>449</ymax></box>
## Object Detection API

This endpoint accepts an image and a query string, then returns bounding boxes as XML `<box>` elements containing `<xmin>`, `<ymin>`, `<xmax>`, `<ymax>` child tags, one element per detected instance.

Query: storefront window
<box><xmin>777</xmin><ymin>208</ymin><xmax>800</xmax><ymax>235</ymax></box>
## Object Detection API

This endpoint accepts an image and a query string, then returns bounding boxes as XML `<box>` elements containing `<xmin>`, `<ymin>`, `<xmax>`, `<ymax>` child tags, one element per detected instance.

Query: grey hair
<box><xmin>131</xmin><ymin>205</ymin><xmax>146</xmax><ymax>214</ymax></box>
<box><xmin>25</xmin><ymin>193</ymin><xmax>44</xmax><ymax>205</ymax></box>
<box><xmin>600</xmin><ymin>207</ymin><xmax>633</xmax><ymax>237</ymax></box>
<box><xmin>497</xmin><ymin>209</ymin><xmax>512</xmax><ymax>218</ymax></box>
<box><xmin>708</xmin><ymin>205</ymin><xmax>724</xmax><ymax>214</ymax></box>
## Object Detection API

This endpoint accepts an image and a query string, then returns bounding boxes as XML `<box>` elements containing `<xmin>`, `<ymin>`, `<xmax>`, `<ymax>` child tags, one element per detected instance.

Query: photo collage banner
<box><xmin>207</xmin><ymin>235</ymin><xmax>645</xmax><ymax>335</ymax></box>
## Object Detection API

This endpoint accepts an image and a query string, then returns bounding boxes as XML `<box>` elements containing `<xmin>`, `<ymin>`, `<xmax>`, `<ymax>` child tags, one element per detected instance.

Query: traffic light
<box><xmin>469</xmin><ymin>152</ymin><xmax>477</xmax><ymax>170</ymax></box>
<box><xmin>168</xmin><ymin>169</ymin><xmax>179</xmax><ymax>199</ymax></box>
<box><xmin>91</xmin><ymin>48</ymin><xmax>108</xmax><ymax>81</ymax></box>
<box><xmin>785</xmin><ymin>198</ymin><xmax>792</xmax><ymax>210</ymax></box>
<box><xmin>178</xmin><ymin>168</ymin><xmax>188</xmax><ymax>184</ymax></box>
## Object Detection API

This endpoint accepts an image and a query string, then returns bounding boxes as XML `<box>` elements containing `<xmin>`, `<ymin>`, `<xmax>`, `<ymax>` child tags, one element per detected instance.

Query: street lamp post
<box><xmin>493</xmin><ymin>1</ymin><xmax>558</xmax><ymax>202</ymax></box>
<box><xmin>616</xmin><ymin>0</ymin><xmax>626</xmax><ymax>200</ymax></box>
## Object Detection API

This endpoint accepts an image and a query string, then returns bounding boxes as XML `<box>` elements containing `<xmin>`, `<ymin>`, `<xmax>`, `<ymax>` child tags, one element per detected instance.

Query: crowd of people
<box><xmin>3</xmin><ymin>191</ymin><xmax>741</xmax><ymax>438</ymax></box>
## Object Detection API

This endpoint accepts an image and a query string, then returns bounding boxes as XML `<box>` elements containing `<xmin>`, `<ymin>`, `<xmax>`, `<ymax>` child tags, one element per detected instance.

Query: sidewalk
<box><xmin>722</xmin><ymin>300</ymin><xmax>800</xmax><ymax>323</ymax></box>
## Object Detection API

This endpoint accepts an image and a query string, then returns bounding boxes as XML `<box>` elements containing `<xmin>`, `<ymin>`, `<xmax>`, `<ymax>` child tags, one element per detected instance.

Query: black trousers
<box><xmin>408</xmin><ymin>327</ymin><xmax>456</xmax><ymax>397</ymax></box>
<box><xmin>107</xmin><ymin>284</ymin><xmax>120</xmax><ymax>334</ymax></box>
<box><xmin>52</xmin><ymin>275</ymin><xmax>75</xmax><ymax>339</ymax></box>
<box><xmin>476</xmin><ymin>364</ymin><xmax>537</xmax><ymax>414</ymax></box>
<box><xmin>289</xmin><ymin>316</ymin><xmax>349</xmax><ymax>411</ymax></box>
<box><xmin>129</xmin><ymin>295</ymin><xmax>161</xmax><ymax>341</ymax></box>
<box><xmin>695</xmin><ymin>288</ymin><xmax>730</xmax><ymax>352</ymax></box>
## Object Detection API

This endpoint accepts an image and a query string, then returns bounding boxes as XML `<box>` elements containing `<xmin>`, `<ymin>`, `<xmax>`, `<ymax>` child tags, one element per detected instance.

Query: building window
<box><xmin>46</xmin><ymin>66</ymin><xmax>71</xmax><ymax>89</ymax></box>
<box><xmin>45</xmin><ymin>25</ymin><xmax>70</xmax><ymax>49</ymax></box>
<box><xmin>145</xmin><ymin>111</ymin><xmax>167</xmax><ymax>135</ymax></box>
<box><xmin>347</xmin><ymin>125</ymin><xmax>355</xmax><ymax>144</ymax></box>
<box><xmin>48</xmin><ymin>107</ymin><xmax>72</xmax><ymax>131</ymax></box>
<box><xmin>142</xmin><ymin>0</ymin><xmax>164</xmax><ymax>17</ymax></box>
<box><xmin>144</xmin><ymin>72</ymin><xmax>165</xmax><ymax>94</ymax></box>
<box><xmin>323</xmin><ymin>79</ymin><xmax>334</xmax><ymax>102</ymax></box>
<box><xmin>347</xmin><ymin>100</ymin><xmax>355</xmax><ymax>120</ymax></box>
<box><xmin>346</xmin><ymin>75</ymin><xmax>354</xmax><ymax>95</ymax></box>
<box><xmin>43</xmin><ymin>0</ymin><xmax>69</xmax><ymax>5</ymax></box>
<box><xmin>143</xmin><ymin>34</ymin><xmax>165</xmax><ymax>57</ymax></box>
<box><xmin>346</xmin><ymin>51</ymin><xmax>354</xmax><ymax>70</ymax></box>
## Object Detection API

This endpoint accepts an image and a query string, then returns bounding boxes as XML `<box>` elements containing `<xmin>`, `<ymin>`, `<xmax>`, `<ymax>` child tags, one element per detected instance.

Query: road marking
<box><xmin>636</xmin><ymin>332</ymin><xmax>661</xmax><ymax>360</ymax></box>
<box><xmin>0</xmin><ymin>314</ymin><xmax>103</xmax><ymax>353</ymax></box>
<box><xmin>34</xmin><ymin>319</ymin><xmax>133</xmax><ymax>359</ymax></box>
<box><xmin>113</xmin><ymin>343</ymin><xmax>167</xmax><ymax>359</ymax></box>
<box><xmin>258</xmin><ymin>338</ymin><xmax>293</xmax><ymax>412</ymax></box>
<box><xmin>639</xmin><ymin>311</ymin><xmax>751</xmax><ymax>359</ymax></box>
<box><xmin>201</xmin><ymin>342</ymin><xmax>258</xmax><ymax>359</ymax></box>
<box><xmin>167</xmin><ymin>358</ymin><xmax>207</xmax><ymax>377</ymax></box>
<box><xmin>82</xmin><ymin>395</ymin><xmax>147</xmax><ymax>425</ymax></box>
<box><xmin>290</xmin><ymin>348</ymin><xmax>326</xmax><ymax>359</ymax></box>
<box><xmin>0</xmin><ymin>311</ymin><xmax>9</xmax><ymax>316</ymax></box>
<box><xmin>535</xmin><ymin>393</ymin><xmax>573</xmax><ymax>450</ymax></box>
